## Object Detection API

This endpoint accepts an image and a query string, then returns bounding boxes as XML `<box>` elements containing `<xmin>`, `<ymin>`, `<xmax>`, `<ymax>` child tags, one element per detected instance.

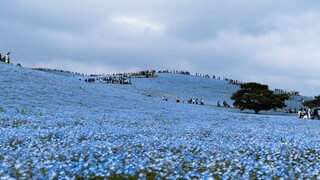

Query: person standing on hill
<box><xmin>4</xmin><ymin>52</ymin><xmax>10</xmax><ymax>63</ymax></box>
<box><xmin>176</xmin><ymin>96</ymin><xmax>180</xmax><ymax>103</ymax></box>
<box><xmin>4</xmin><ymin>54</ymin><xmax>8</xmax><ymax>63</ymax></box>
<box><xmin>314</xmin><ymin>109</ymin><xmax>319</xmax><ymax>120</ymax></box>
<box><xmin>298</xmin><ymin>109</ymin><xmax>302</xmax><ymax>118</ymax></box>
<box><xmin>162</xmin><ymin>96</ymin><xmax>168</xmax><ymax>101</ymax></box>
<box><xmin>200</xmin><ymin>99</ymin><xmax>204</xmax><ymax>105</ymax></box>
<box><xmin>302</xmin><ymin>109</ymin><xmax>307</xmax><ymax>119</ymax></box>
<box><xmin>7</xmin><ymin>52</ymin><xmax>10</xmax><ymax>63</ymax></box>
<box><xmin>308</xmin><ymin>109</ymin><xmax>312</xmax><ymax>119</ymax></box>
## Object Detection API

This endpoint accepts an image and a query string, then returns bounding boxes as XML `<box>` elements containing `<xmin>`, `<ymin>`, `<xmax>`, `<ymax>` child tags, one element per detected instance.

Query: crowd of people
<box><xmin>0</xmin><ymin>52</ymin><xmax>11</xmax><ymax>64</ymax></box>
<box><xmin>217</xmin><ymin>101</ymin><xmax>230</xmax><ymax>108</ymax></box>
<box><xmin>195</xmin><ymin>73</ymin><xmax>211</xmax><ymax>78</ymax></box>
<box><xmin>162</xmin><ymin>96</ymin><xmax>234</xmax><ymax>108</ymax></box>
<box><xmin>87</xmin><ymin>70</ymin><xmax>156</xmax><ymax>78</ymax></box>
<box><xmin>195</xmin><ymin>73</ymin><xmax>244</xmax><ymax>85</ymax></box>
<box><xmin>130</xmin><ymin>70</ymin><xmax>157</xmax><ymax>78</ymax></box>
<box><xmin>32</xmin><ymin>69</ymin><xmax>156</xmax><ymax>85</ymax></box>
<box><xmin>185</xmin><ymin>97</ymin><xmax>204</xmax><ymax>105</ymax></box>
<box><xmin>281</xmin><ymin>107</ymin><xmax>320</xmax><ymax>120</ymax></box>
<box><xmin>84</xmin><ymin>75</ymin><xmax>132</xmax><ymax>84</ymax></box>
<box><xmin>156</xmin><ymin>70</ymin><xmax>244</xmax><ymax>85</ymax></box>
<box><xmin>83</xmin><ymin>70</ymin><xmax>158</xmax><ymax>84</ymax></box>
<box><xmin>158</xmin><ymin>70</ymin><xmax>191</xmax><ymax>75</ymax></box>
<box><xmin>162</xmin><ymin>96</ymin><xmax>205</xmax><ymax>105</ymax></box>
<box><xmin>275</xmin><ymin>89</ymin><xmax>300</xmax><ymax>96</ymax></box>
<box><xmin>298</xmin><ymin>108</ymin><xmax>319</xmax><ymax>120</ymax></box>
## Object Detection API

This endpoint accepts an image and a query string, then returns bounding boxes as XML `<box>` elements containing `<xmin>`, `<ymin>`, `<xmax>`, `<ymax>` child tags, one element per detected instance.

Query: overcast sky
<box><xmin>1</xmin><ymin>0</ymin><xmax>320</xmax><ymax>96</ymax></box>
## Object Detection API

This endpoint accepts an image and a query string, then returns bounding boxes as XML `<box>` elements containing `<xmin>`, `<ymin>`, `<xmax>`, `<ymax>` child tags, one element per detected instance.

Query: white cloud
<box><xmin>2</xmin><ymin>0</ymin><xmax>320</xmax><ymax>96</ymax></box>
<box><xmin>110</xmin><ymin>14</ymin><xmax>165</xmax><ymax>35</ymax></box>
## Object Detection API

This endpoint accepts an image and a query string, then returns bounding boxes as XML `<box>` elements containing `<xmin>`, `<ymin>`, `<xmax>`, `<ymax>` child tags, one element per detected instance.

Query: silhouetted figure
<box><xmin>314</xmin><ymin>109</ymin><xmax>319</xmax><ymax>120</ymax></box>
<box><xmin>7</xmin><ymin>52</ymin><xmax>10</xmax><ymax>63</ymax></box>
<box><xmin>4</xmin><ymin>52</ymin><xmax>10</xmax><ymax>63</ymax></box>
<box><xmin>162</xmin><ymin>96</ymin><xmax>168</xmax><ymax>101</ymax></box>
<box><xmin>200</xmin><ymin>99</ymin><xmax>204</xmax><ymax>105</ymax></box>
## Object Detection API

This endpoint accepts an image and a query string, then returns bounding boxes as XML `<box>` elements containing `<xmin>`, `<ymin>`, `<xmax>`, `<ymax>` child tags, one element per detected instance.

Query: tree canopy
<box><xmin>302</xmin><ymin>96</ymin><xmax>320</xmax><ymax>108</ymax></box>
<box><xmin>230</xmin><ymin>82</ymin><xmax>289</xmax><ymax>114</ymax></box>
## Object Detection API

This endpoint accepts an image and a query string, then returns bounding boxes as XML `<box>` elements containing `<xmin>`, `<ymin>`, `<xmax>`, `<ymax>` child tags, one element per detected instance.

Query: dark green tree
<box><xmin>230</xmin><ymin>82</ymin><xmax>289</xmax><ymax>114</ymax></box>
<box><xmin>302</xmin><ymin>96</ymin><xmax>320</xmax><ymax>108</ymax></box>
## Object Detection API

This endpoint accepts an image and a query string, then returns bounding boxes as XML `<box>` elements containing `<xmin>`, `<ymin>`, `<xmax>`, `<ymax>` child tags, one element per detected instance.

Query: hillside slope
<box><xmin>1</xmin><ymin>62</ymin><xmax>320</xmax><ymax>179</ymax></box>
<box><xmin>1</xmin><ymin>62</ymin><xmax>306</xmax><ymax>113</ymax></box>
<box><xmin>117</xmin><ymin>73</ymin><xmax>240</xmax><ymax>106</ymax></box>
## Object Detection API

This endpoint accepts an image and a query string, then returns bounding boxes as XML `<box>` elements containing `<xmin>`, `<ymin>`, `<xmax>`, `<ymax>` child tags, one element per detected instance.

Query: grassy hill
<box><xmin>0</xmin><ymin>62</ymin><xmax>319</xmax><ymax>179</ymax></box>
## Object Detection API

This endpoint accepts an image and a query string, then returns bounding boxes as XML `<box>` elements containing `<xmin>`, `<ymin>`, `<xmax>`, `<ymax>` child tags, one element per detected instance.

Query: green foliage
<box><xmin>302</xmin><ymin>96</ymin><xmax>320</xmax><ymax>108</ymax></box>
<box><xmin>13</xmin><ymin>119</ymin><xmax>28</xmax><ymax>127</ymax></box>
<box><xmin>230</xmin><ymin>82</ymin><xmax>289</xmax><ymax>114</ymax></box>
<box><xmin>16</xmin><ymin>108</ymin><xmax>27</xmax><ymax>115</ymax></box>
<box><xmin>0</xmin><ymin>107</ymin><xmax>5</xmax><ymax>113</ymax></box>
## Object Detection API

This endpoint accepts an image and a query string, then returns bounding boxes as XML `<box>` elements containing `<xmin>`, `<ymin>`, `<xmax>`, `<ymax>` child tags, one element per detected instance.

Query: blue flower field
<box><xmin>0</xmin><ymin>62</ymin><xmax>319</xmax><ymax>179</ymax></box>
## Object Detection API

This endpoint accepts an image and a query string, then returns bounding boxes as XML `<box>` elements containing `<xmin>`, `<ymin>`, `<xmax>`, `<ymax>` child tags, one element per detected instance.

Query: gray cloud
<box><xmin>1</xmin><ymin>0</ymin><xmax>320</xmax><ymax>96</ymax></box>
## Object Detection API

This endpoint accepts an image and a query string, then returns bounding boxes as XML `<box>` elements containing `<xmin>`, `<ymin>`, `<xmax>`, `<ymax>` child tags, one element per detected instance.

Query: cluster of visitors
<box><xmin>162</xmin><ymin>96</ymin><xmax>204</xmax><ymax>105</ymax></box>
<box><xmin>33</xmin><ymin>69</ymin><xmax>158</xmax><ymax>86</ymax></box>
<box><xmin>229</xmin><ymin>79</ymin><xmax>244</xmax><ymax>85</ymax></box>
<box><xmin>87</xmin><ymin>70</ymin><xmax>156</xmax><ymax>79</ymax></box>
<box><xmin>157</xmin><ymin>69</ymin><xmax>246</xmax><ymax>87</ymax></box>
<box><xmin>84</xmin><ymin>70</ymin><xmax>159</xmax><ymax>84</ymax></box>
<box><xmin>131</xmin><ymin>70</ymin><xmax>156</xmax><ymax>78</ymax></box>
<box><xmin>84</xmin><ymin>74</ymin><xmax>131</xmax><ymax>84</ymax></box>
<box><xmin>0</xmin><ymin>52</ymin><xmax>10</xmax><ymax>64</ymax></box>
<box><xmin>158</xmin><ymin>70</ymin><xmax>190</xmax><ymax>75</ymax></box>
<box><xmin>217</xmin><ymin>101</ymin><xmax>230</xmax><ymax>108</ymax></box>
<box><xmin>195</xmin><ymin>73</ymin><xmax>211</xmax><ymax>78</ymax></box>
<box><xmin>185</xmin><ymin>97</ymin><xmax>204</xmax><ymax>105</ymax></box>
<box><xmin>195</xmin><ymin>73</ymin><xmax>244</xmax><ymax>85</ymax></box>
<box><xmin>275</xmin><ymin>89</ymin><xmax>299</xmax><ymax>96</ymax></box>
<box><xmin>298</xmin><ymin>108</ymin><xmax>319</xmax><ymax>120</ymax></box>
